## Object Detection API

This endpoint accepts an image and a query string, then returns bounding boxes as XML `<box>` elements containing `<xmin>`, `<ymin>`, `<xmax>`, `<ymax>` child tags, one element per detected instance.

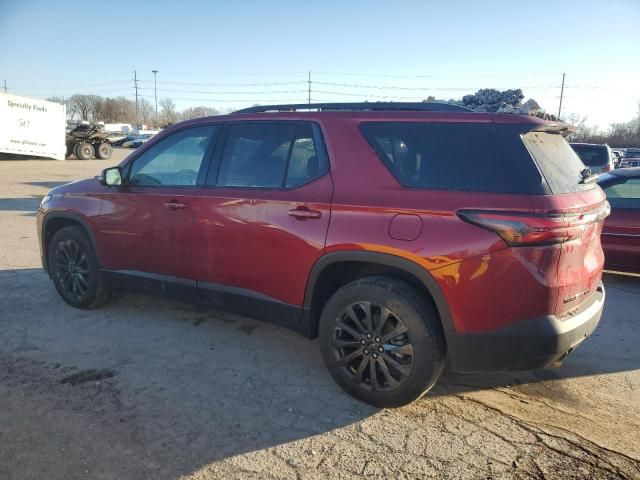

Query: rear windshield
<box><xmin>570</xmin><ymin>144</ymin><xmax>609</xmax><ymax>166</ymax></box>
<box><xmin>360</xmin><ymin>122</ymin><xmax>593</xmax><ymax>195</ymax></box>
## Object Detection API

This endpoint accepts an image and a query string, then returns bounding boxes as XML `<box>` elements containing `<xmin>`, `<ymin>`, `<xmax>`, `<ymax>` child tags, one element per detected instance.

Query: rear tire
<box><xmin>96</xmin><ymin>142</ymin><xmax>112</xmax><ymax>159</ymax></box>
<box><xmin>319</xmin><ymin>276</ymin><xmax>445</xmax><ymax>408</ymax></box>
<box><xmin>48</xmin><ymin>226</ymin><xmax>114</xmax><ymax>309</ymax></box>
<box><xmin>74</xmin><ymin>143</ymin><xmax>94</xmax><ymax>160</ymax></box>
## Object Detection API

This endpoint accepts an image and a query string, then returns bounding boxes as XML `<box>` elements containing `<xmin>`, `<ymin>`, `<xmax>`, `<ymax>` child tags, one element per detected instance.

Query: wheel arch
<box><xmin>42</xmin><ymin>212</ymin><xmax>101</xmax><ymax>274</ymax></box>
<box><xmin>303</xmin><ymin>251</ymin><xmax>454</xmax><ymax>340</ymax></box>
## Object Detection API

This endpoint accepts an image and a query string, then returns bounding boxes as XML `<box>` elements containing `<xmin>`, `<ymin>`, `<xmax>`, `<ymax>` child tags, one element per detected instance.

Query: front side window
<box><xmin>214</xmin><ymin>122</ymin><xmax>326</xmax><ymax>188</ymax></box>
<box><xmin>128</xmin><ymin>125</ymin><xmax>216</xmax><ymax>186</ymax></box>
<box><xmin>603</xmin><ymin>178</ymin><xmax>640</xmax><ymax>209</ymax></box>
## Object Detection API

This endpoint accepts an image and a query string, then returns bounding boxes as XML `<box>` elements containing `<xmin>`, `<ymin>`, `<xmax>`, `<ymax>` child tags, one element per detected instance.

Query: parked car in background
<box><xmin>106</xmin><ymin>133</ymin><xmax>127</xmax><ymax>145</ymax></box>
<box><xmin>597</xmin><ymin>167</ymin><xmax>640</xmax><ymax>274</ymax></box>
<box><xmin>620</xmin><ymin>148</ymin><xmax>640</xmax><ymax>168</ymax></box>
<box><xmin>122</xmin><ymin>134</ymin><xmax>154</xmax><ymax>148</ymax></box>
<box><xmin>37</xmin><ymin>102</ymin><xmax>608</xmax><ymax>407</ymax></box>
<box><xmin>570</xmin><ymin>143</ymin><xmax>614</xmax><ymax>174</ymax></box>
<box><xmin>611</xmin><ymin>149</ymin><xmax>624</xmax><ymax>168</ymax></box>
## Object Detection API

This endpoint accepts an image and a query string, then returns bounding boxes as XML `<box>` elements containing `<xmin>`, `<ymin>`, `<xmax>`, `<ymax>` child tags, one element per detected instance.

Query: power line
<box><xmin>312</xmin><ymin>71</ymin><xmax>563</xmax><ymax>79</ymax></box>
<box><xmin>134</xmin><ymin>71</ymin><xmax>139</xmax><ymax>128</ymax></box>
<box><xmin>313</xmin><ymin>81</ymin><xmax>567</xmax><ymax>91</ymax></box>
<box><xmin>558</xmin><ymin>73</ymin><xmax>566</xmax><ymax>119</ymax></box>
<box><xmin>137</xmin><ymin>80</ymin><xmax>306</xmax><ymax>87</ymax></box>
<box><xmin>136</xmin><ymin>94</ymin><xmax>307</xmax><ymax>103</ymax></box>
<box><xmin>136</xmin><ymin>87</ymin><xmax>307</xmax><ymax>95</ymax></box>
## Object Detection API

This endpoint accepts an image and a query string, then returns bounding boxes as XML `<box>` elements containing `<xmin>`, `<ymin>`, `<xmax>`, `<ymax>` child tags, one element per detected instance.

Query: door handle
<box><xmin>288</xmin><ymin>206</ymin><xmax>322</xmax><ymax>220</ymax></box>
<box><xmin>164</xmin><ymin>200</ymin><xmax>188</xmax><ymax>211</ymax></box>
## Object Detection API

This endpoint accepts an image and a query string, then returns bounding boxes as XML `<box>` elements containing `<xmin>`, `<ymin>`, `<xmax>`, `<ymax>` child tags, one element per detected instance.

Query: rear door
<box><xmin>191</xmin><ymin>121</ymin><xmax>333</xmax><ymax>319</ymax></box>
<box><xmin>600</xmin><ymin>177</ymin><xmax>640</xmax><ymax>273</ymax></box>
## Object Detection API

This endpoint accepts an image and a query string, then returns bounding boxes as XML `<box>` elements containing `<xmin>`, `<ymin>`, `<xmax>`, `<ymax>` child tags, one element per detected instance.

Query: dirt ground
<box><xmin>0</xmin><ymin>151</ymin><xmax>639</xmax><ymax>480</ymax></box>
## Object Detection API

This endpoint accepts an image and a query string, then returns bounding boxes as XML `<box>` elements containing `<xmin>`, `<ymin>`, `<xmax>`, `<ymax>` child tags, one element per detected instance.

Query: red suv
<box><xmin>37</xmin><ymin>103</ymin><xmax>609</xmax><ymax>407</ymax></box>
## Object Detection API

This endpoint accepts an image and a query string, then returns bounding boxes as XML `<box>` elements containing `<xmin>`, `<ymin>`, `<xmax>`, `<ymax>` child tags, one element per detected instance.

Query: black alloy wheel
<box><xmin>332</xmin><ymin>301</ymin><xmax>414</xmax><ymax>391</ymax></box>
<box><xmin>48</xmin><ymin>226</ymin><xmax>114</xmax><ymax>309</ymax></box>
<box><xmin>319</xmin><ymin>276</ymin><xmax>445</xmax><ymax>408</ymax></box>
<box><xmin>54</xmin><ymin>238</ymin><xmax>91</xmax><ymax>301</ymax></box>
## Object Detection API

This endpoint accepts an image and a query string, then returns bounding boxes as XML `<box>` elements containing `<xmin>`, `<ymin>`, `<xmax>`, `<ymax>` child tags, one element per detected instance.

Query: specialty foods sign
<box><xmin>0</xmin><ymin>93</ymin><xmax>66</xmax><ymax>160</ymax></box>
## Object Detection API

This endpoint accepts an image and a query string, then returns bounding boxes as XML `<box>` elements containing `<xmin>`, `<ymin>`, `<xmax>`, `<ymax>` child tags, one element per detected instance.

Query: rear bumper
<box><xmin>446</xmin><ymin>282</ymin><xmax>605</xmax><ymax>372</ymax></box>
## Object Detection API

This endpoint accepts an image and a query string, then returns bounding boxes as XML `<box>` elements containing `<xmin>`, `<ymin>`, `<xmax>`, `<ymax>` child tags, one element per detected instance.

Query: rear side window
<box><xmin>570</xmin><ymin>144</ymin><xmax>609</xmax><ymax>166</ymax></box>
<box><xmin>360</xmin><ymin>123</ymin><xmax>546</xmax><ymax>194</ymax></box>
<box><xmin>214</xmin><ymin>123</ymin><xmax>326</xmax><ymax>188</ymax></box>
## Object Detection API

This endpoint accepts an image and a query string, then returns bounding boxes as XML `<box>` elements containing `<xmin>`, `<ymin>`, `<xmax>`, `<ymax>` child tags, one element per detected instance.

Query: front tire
<box><xmin>48</xmin><ymin>226</ymin><xmax>114</xmax><ymax>308</ymax></box>
<box><xmin>319</xmin><ymin>276</ymin><xmax>445</xmax><ymax>408</ymax></box>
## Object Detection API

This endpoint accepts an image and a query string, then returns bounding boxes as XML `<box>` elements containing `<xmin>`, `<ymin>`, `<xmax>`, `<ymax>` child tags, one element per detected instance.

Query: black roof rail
<box><xmin>233</xmin><ymin>102</ymin><xmax>474</xmax><ymax>114</ymax></box>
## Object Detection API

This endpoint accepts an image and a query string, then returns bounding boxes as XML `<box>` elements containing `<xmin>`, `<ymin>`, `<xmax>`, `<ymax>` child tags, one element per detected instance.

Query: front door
<box><xmin>191</xmin><ymin>122</ymin><xmax>333</xmax><ymax>325</ymax></box>
<box><xmin>95</xmin><ymin>125</ymin><xmax>219</xmax><ymax>284</ymax></box>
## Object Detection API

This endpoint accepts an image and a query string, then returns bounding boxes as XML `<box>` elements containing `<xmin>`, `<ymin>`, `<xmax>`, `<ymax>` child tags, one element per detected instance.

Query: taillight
<box><xmin>602</xmin><ymin>165</ymin><xmax>611</xmax><ymax>173</ymax></box>
<box><xmin>457</xmin><ymin>204</ymin><xmax>610</xmax><ymax>246</ymax></box>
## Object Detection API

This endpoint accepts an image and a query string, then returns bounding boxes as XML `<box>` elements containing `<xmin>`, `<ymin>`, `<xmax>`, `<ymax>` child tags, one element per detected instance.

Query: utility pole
<box><xmin>3</xmin><ymin>80</ymin><xmax>6</xmax><ymax>93</ymax></box>
<box><xmin>307</xmin><ymin>71</ymin><xmax>311</xmax><ymax>105</ymax></box>
<box><xmin>152</xmin><ymin>70</ymin><xmax>158</xmax><ymax>128</ymax></box>
<box><xmin>134</xmin><ymin>70</ymin><xmax>139</xmax><ymax>130</ymax></box>
<box><xmin>557</xmin><ymin>72</ymin><xmax>565</xmax><ymax>120</ymax></box>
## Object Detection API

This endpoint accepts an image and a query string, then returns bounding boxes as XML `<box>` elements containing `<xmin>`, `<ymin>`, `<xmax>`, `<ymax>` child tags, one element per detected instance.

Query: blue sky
<box><xmin>1</xmin><ymin>0</ymin><xmax>639</xmax><ymax>128</ymax></box>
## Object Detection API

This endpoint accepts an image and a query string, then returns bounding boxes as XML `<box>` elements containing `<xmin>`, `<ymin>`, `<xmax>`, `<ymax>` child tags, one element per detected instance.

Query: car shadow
<box><xmin>1</xmin><ymin>268</ymin><xmax>638</xmax><ymax>478</ymax></box>
<box><xmin>0</xmin><ymin>197</ymin><xmax>42</xmax><ymax>212</ymax></box>
<box><xmin>0</xmin><ymin>268</ymin><xmax>377</xmax><ymax>478</ymax></box>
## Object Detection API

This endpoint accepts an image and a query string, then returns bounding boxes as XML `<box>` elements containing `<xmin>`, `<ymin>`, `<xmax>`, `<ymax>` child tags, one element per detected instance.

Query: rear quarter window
<box><xmin>360</xmin><ymin>122</ymin><xmax>547</xmax><ymax>194</ymax></box>
<box><xmin>360</xmin><ymin>122</ymin><xmax>596</xmax><ymax>195</ymax></box>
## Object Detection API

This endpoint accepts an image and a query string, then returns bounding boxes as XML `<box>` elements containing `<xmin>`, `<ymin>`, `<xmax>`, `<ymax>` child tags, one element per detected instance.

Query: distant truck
<box><xmin>0</xmin><ymin>93</ymin><xmax>66</xmax><ymax>160</ymax></box>
<box><xmin>102</xmin><ymin>123</ymin><xmax>132</xmax><ymax>134</ymax></box>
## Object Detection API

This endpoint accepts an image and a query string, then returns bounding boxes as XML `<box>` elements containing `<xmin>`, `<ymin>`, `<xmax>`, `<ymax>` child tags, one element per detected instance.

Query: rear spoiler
<box><xmin>531</xmin><ymin>122</ymin><xmax>576</xmax><ymax>137</ymax></box>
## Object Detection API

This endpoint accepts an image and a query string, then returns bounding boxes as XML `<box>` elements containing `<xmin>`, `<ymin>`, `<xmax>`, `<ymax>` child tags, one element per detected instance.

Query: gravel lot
<box><xmin>1</xmin><ymin>151</ymin><xmax>639</xmax><ymax>479</ymax></box>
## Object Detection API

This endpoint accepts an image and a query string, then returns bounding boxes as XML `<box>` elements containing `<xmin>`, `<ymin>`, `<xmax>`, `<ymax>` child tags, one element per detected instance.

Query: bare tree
<box><xmin>47</xmin><ymin>96</ymin><xmax>77</xmax><ymax>120</ymax></box>
<box><xmin>159</xmin><ymin>97</ymin><xmax>177</xmax><ymax>126</ymax></box>
<box><xmin>138</xmin><ymin>98</ymin><xmax>155</xmax><ymax>125</ymax></box>
<box><xmin>68</xmin><ymin>94</ymin><xmax>92</xmax><ymax>121</ymax></box>
<box><xmin>87</xmin><ymin>95</ymin><xmax>104</xmax><ymax>122</ymax></box>
<box><xmin>180</xmin><ymin>106</ymin><xmax>220</xmax><ymax>121</ymax></box>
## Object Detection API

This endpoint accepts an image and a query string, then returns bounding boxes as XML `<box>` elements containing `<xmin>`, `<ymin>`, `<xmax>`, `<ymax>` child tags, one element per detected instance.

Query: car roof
<box><xmin>176</xmin><ymin>110</ymin><xmax>557</xmax><ymax>129</ymax></box>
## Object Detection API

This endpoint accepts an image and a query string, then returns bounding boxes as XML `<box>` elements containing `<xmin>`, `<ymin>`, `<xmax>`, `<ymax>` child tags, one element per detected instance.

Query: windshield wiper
<box><xmin>579</xmin><ymin>167</ymin><xmax>598</xmax><ymax>184</ymax></box>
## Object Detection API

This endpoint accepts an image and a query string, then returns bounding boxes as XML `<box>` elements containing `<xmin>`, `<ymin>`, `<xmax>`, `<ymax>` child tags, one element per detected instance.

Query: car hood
<box><xmin>49</xmin><ymin>177</ymin><xmax>105</xmax><ymax>196</ymax></box>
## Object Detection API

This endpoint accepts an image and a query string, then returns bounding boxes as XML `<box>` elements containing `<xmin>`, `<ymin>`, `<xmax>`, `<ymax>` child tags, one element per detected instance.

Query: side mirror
<box><xmin>100</xmin><ymin>167</ymin><xmax>123</xmax><ymax>186</ymax></box>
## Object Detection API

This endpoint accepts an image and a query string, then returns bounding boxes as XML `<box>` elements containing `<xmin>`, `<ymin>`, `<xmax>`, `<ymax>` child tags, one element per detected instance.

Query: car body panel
<box><xmin>598</xmin><ymin>168</ymin><xmax>640</xmax><ymax>274</ymax></box>
<box><xmin>602</xmin><ymin>208</ymin><xmax>640</xmax><ymax>273</ymax></box>
<box><xmin>36</xmin><ymin>108</ymin><xmax>606</xmax><ymax>374</ymax></box>
<box><xmin>190</xmin><ymin>173</ymin><xmax>333</xmax><ymax>306</ymax></box>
